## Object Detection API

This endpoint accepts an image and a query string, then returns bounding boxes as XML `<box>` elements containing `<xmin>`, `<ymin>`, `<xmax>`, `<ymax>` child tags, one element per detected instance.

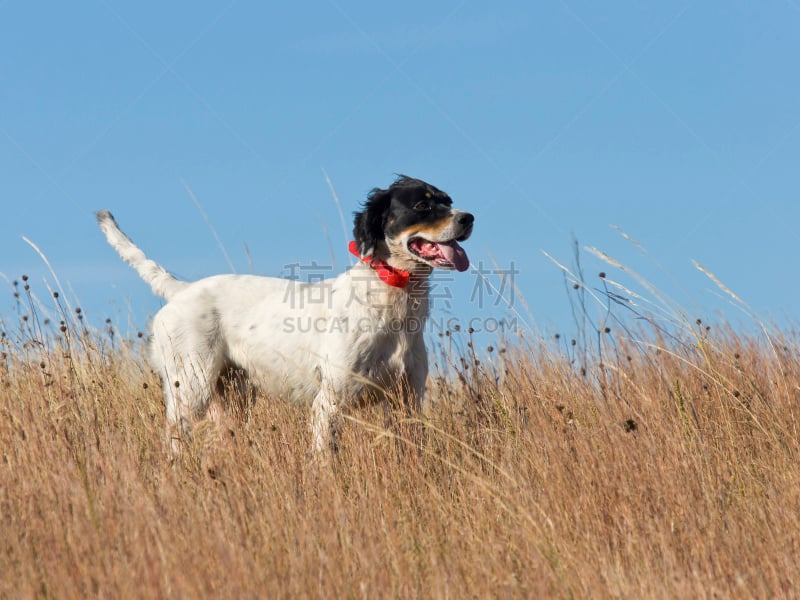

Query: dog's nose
<box><xmin>457</xmin><ymin>212</ymin><xmax>474</xmax><ymax>227</ymax></box>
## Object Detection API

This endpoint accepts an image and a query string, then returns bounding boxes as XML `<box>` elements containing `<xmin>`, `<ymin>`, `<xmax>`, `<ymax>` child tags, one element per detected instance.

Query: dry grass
<box><xmin>2</xmin><ymin>272</ymin><xmax>800</xmax><ymax>599</ymax></box>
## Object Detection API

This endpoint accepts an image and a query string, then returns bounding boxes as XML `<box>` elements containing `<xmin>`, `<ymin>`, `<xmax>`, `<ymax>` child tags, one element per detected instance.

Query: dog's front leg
<box><xmin>406</xmin><ymin>336</ymin><xmax>429</xmax><ymax>412</ymax></box>
<box><xmin>310</xmin><ymin>386</ymin><xmax>338</xmax><ymax>453</ymax></box>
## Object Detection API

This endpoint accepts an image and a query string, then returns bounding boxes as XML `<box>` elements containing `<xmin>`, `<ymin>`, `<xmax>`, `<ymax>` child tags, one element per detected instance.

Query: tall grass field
<box><xmin>1</xmin><ymin>256</ymin><xmax>799</xmax><ymax>598</ymax></box>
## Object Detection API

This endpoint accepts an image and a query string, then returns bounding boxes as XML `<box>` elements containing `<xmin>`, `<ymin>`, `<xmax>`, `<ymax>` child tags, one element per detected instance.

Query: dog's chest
<box><xmin>346</xmin><ymin>328</ymin><xmax>423</xmax><ymax>400</ymax></box>
<box><xmin>356</xmin><ymin>328</ymin><xmax>412</xmax><ymax>369</ymax></box>
<box><xmin>347</xmin><ymin>285</ymin><xmax>428</xmax><ymax>384</ymax></box>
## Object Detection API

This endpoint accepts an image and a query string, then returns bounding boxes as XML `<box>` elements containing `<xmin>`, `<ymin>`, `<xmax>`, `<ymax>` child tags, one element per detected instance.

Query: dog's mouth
<box><xmin>408</xmin><ymin>237</ymin><xmax>470</xmax><ymax>272</ymax></box>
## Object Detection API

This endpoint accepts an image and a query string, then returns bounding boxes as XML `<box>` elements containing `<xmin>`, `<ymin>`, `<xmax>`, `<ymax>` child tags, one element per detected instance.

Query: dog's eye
<box><xmin>414</xmin><ymin>201</ymin><xmax>431</xmax><ymax>211</ymax></box>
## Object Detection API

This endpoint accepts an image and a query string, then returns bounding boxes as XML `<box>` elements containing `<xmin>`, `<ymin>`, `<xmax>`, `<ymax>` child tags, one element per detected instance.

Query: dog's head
<box><xmin>353</xmin><ymin>175</ymin><xmax>474</xmax><ymax>273</ymax></box>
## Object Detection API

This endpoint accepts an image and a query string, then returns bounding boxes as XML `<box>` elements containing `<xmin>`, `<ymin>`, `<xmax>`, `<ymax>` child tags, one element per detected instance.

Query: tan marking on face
<box><xmin>395</xmin><ymin>217</ymin><xmax>454</xmax><ymax>242</ymax></box>
<box><xmin>384</xmin><ymin>237</ymin><xmax>435</xmax><ymax>274</ymax></box>
<box><xmin>425</xmin><ymin>192</ymin><xmax>432</xmax><ymax>199</ymax></box>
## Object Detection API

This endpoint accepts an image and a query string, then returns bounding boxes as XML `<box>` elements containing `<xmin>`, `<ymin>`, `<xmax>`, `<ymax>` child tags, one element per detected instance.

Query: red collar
<box><xmin>348</xmin><ymin>240</ymin><xmax>411</xmax><ymax>288</ymax></box>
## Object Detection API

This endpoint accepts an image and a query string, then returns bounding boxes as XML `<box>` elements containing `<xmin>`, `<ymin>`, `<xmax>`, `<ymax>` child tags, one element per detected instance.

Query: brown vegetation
<box><xmin>2</xmin><ymin>272</ymin><xmax>799</xmax><ymax>598</ymax></box>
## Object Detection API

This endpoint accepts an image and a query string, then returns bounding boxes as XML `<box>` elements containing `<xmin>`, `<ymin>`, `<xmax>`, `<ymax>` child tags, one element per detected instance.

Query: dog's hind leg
<box><xmin>149</xmin><ymin>313</ymin><xmax>225</xmax><ymax>454</ymax></box>
<box><xmin>158</xmin><ymin>354</ymin><xmax>221</xmax><ymax>454</ymax></box>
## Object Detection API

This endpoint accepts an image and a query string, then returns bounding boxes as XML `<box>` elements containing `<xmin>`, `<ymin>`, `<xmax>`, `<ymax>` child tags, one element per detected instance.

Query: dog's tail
<box><xmin>96</xmin><ymin>210</ymin><xmax>188</xmax><ymax>300</ymax></box>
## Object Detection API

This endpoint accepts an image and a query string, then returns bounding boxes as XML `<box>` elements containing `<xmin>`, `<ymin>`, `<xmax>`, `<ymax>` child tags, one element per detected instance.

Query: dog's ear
<box><xmin>353</xmin><ymin>187</ymin><xmax>391</xmax><ymax>256</ymax></box>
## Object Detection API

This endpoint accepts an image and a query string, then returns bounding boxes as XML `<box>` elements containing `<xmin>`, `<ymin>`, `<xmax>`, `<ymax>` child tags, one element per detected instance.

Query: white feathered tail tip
<box><xmin>96</xmin><ymin>210</ymin><xmax>188</xmax><ymax>300</ymax></box>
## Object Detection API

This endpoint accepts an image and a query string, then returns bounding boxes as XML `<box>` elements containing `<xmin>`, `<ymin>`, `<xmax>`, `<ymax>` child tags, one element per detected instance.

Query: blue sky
<box><xmin>2</xmin><ymin>1</ymin><xmax>800</xmax><ymax>341</ymax></box>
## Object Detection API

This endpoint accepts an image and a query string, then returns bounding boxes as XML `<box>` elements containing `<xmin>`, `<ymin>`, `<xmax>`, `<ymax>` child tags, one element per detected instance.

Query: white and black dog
<box><xmin>97</xmin><ymin>175</ymin><xmax>474</xmax><ymax>451</ymax></box>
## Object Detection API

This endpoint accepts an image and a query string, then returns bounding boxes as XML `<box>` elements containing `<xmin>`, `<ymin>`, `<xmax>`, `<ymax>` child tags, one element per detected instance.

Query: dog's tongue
<box><xmin>438</xmin><ymin>240</ymin><xmax>470</xmax><ymax>272</ymax></box>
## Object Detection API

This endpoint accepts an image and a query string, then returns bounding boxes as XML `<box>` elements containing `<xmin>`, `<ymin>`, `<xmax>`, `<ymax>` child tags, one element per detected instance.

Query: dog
<box><xmin>97</xmin><ymin>175</ymin><xmax>474</xmax><ymax>452</ymax></box>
